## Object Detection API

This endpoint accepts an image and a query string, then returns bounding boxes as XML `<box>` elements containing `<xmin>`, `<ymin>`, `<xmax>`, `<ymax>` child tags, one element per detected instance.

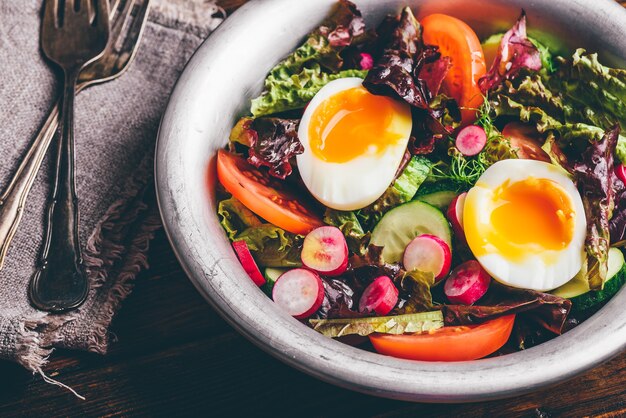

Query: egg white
<box><xmin>463</xmin><ymin>159</ymin><xmax>587</xmax><ymax>291</ymax></box>
<box><xmin>296</xmin><ymin>78</ymin><xmax>412</xmax><ymax>211</ymax></box>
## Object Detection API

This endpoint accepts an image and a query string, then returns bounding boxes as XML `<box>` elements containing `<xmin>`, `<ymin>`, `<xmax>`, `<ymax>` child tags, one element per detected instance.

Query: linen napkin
<box><xmin>0</xmin><ymin>0</ymin><xmax>224</xmax><ymax>388</ymax></box>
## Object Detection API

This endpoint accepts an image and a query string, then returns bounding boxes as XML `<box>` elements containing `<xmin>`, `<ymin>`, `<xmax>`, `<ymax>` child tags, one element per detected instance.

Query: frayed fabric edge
<box><xmin>18</xmin><ymin>155</ymin><xmax>161</xmax><ymax>399</ymax></box>
<box><xmin>15</xmin><ymin>312</ymin><xmax>85</xmax><ymax>399</ymax></box>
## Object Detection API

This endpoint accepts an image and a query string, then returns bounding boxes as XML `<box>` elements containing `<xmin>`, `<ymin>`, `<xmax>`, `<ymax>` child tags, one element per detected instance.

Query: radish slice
<box><xmin>402</xmin><ymin>234</ymin><xmax>452</xmax><ymax>281</ymax></box>
<box><xmin>447</xmin><ymin>192</ymin><xmax>467</xmax><ymax>242</ymax></box>
<box><xmin>444</xmin><ymin>260</ymin><xmax>491</xmax><ymax>305</ymax></box>
<box><xmin>272</xmin><ymin>269</ymin><xmax>324</xmax><ymax>319</ymax></box>
<box><xmin>455</xmin><ymin>125</ymin><xmax>487</xmax><ymax>156</ymax></box>
<box><xmin>232</xmin><ymin>240</ymin><xmax>266</xmax><ymax>286</ymax></box>
<box><xmin>359</xmin><ymin>52</ymin><xmax>374</xmax><ymax>70</ymax></box>
<box><xmin>616</xmin><ymin>164</ymin><xmax>626</xmax><ymax>185</ymax></box>
<box><xmin>301</xmin><ymin>226</ymin><xmax>348</xmax><ymax>276</ymax></box>
<box><xmin>359</xmin><ymin>276</ymin><xmax>399</xmax><ymax>315</ymax></box>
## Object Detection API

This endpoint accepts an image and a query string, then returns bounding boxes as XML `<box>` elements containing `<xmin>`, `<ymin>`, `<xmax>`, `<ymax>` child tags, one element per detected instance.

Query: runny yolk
<box><xmin>488</xmin><ymin>177</ymin><xmax>575</xmax><ymax>257</ymax></box>
<box><xmin>308</xmin><ymin>86</ymin><xmax>407</xmax><ymax>163</ymax></box>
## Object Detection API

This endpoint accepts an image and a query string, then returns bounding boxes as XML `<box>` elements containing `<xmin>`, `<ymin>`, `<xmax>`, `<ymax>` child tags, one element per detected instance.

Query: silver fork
<box><xmin>28</xmin><ymin>0</ymin><xmax>111</xmax><ymax>312</ymax></box>
<box><xmin>0</xmin><ymin>0</ymin><xmax>151</xmax><ymax>275</ymax></box>
<box><xmin>0</xmin><ymin>0</ymin><xmax>149</xmax><ymax>293</ymax></box>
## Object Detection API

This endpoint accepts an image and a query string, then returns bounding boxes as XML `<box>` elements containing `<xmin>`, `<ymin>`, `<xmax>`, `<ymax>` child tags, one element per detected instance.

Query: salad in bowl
<box><xmin>214</xmin><ymin>0</ymin><xmax>626</xmax><ymax>362</ymax></box>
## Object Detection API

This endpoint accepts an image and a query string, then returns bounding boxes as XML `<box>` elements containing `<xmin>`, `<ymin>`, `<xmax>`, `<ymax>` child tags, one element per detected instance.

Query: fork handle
<box><xmin>0</xmin><ymin>103</ymin><xmax>59</xmax><ymax>270</ymax></box>
<box><xmin>29</xmin><ymin>68</ymin><xmax>88</xmax><ymax>312</ymax></box>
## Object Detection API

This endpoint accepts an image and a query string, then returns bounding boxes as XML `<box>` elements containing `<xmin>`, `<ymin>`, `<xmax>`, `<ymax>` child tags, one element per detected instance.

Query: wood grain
<box><xmin>1</xmin><ymin>0</ymin><xmax>626</xmax><ymax>416</ymax></box>
<box><xmin>1</xmin><ymin>230</ymin><xmax>625</xmax><ymax>417</ymax></box>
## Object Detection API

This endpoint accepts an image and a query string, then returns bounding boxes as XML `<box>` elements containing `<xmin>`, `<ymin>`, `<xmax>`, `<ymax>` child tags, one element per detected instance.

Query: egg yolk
<box><xmin>308</xmin><ymin>86</ymin><xmax>407</xmax><ymax>163</ymax></box>
<box><xmin>479</xmin><ymin>177</ymin><xmax>576</xmax><ymax>259</ymax></box>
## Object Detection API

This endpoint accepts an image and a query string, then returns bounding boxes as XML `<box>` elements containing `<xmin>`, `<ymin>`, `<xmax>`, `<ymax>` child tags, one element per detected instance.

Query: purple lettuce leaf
<box><xmin>610</xmin><ymin>172</ymin><xmax>626</xmax><ymax>245</ymax></box>
<box><xmin>442</xmin><ymin>283</ymin><xmax>571</xmax><ymax>335</ymax></box>
<box><xmin>478</xmin><ymin>11</ymin><xmax>542</xmax><ymax>93</ymax></box>
<box><xmin>230</xmin><ymin>117</ymin><xmax>303</xmax><ymax>180</ymax></box>
<box><xmin>362</xmin><ymin>7</ymin><xmax>430</xmax><ymax>108</ymax></box>
<box><xmin>573</xmin><ymin>125</ymin><xmax>620</xmax><ymax>289</ymax></box>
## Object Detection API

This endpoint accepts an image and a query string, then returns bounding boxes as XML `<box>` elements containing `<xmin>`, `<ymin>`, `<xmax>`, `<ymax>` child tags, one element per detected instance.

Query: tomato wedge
<box><xmin>501</xmin><ymin>122</ymin><xmax>552</xmax><ymax>162</ymax></box>
<box><xmin>216</xmin><ymin>150</ymin><xmax>323</xmax><ymax>235</ymax></box>
<box><xmin>369</xmin><ymin>314</ymin><xmax>515</xmax><ymax>361</ymax></box>
<box><xmin>421</xmin><ymin>14</ymin><xmax>487</xmax><ymax>126</ymax></box>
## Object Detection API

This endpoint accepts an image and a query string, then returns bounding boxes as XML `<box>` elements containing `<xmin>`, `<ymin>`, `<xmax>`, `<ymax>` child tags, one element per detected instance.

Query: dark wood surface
<box><xmin>2</xmin><ymin>0</ymin><xmax>626</xmax><ymax>416</ymax></box>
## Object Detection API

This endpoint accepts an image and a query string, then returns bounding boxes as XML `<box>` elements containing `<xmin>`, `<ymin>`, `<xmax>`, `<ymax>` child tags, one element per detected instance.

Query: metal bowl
<box><xmin>155</xmin><ymin>0</ymin><xmax>626</xmax><ymax>402</ymax></box>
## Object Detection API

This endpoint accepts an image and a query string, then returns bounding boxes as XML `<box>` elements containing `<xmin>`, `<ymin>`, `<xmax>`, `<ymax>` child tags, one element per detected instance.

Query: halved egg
<box><xmin>296</xmin><ymin>78</ymin><xmax>412</xmax><ymax>211</ymax></box>
<box><xmin>463</xmin><ymin>159</ymin><xmax>586</xmax><ymax>291</ymax></box>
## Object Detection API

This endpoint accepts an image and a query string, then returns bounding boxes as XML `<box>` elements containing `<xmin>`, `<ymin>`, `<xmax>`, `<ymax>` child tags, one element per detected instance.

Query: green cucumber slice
<box><xmin>262</xmin><ymin>267</ymin><xmax>287</xmax><ymax>296</ymax></box>
<box><xmin>552</xmin><ymin>248</ymin><xmax>624</xmax><ymax>299</ymax></box>
<box><xmin>570</xmin><ymin>249</ymin><xmax>626</xmax><ymax>313</ymax></box>
<box><xmin>416</xmin><ymin>190</ymin><xmax>457</xmax><ymax>211</ymax></box>
<box><xmin>370</xmin><ymin>200</ymin><xmax>452</xmax><ymax>264</ymax></box>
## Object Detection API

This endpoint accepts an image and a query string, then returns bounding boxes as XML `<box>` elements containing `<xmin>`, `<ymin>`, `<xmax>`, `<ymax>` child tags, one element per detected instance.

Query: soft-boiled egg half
<box><xmin>464</xmin><ymin>159</ymin><xmax>586</xmax><ymax>291</ymax></box>
<box><xmin>297</xmin><ymin>78</ymin><xmax>412</xmax><ymax>210</ymax></box>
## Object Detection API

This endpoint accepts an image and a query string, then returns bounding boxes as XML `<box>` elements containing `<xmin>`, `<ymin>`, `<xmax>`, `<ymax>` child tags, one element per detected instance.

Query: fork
<box><xmin>28</xmin><ymin>0</ymin><xmax>111</xmax><ymax>312</ymax></box>
<box><xmin>0</xmin><ymin>0</ymin><xmax>151</xmax><ymax>275</ymax></box>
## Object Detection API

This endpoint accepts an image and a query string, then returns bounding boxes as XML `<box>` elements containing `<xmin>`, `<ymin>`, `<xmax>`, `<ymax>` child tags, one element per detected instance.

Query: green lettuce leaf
<box><xmin>251</xmin><ymin>66</ymin><xmax>368</xmax><ymax>117</ymax></box>
<box><xmin>310</xmin><ymin>311</ymin><xmax>444</xmax><ymax>337</ymax></box>
<box><xmin>236</xmin><ymin>225</ymin><xmax>303</xmax><ymax>268</ymax></box>
<box><xmin>218</xmin><ymin>197</ymin><xmax>262</xmax><ymax>240</ymax></box>
<box><xmin>218</xmin><ymin>197</ymin><xmax>303</xmax><ymax>267</ymax></box>
<box><xmin>250</xmin><ymin>0</ymin><xmax>368</xmax><ymax>117</ymax></box>
<box><xmin>357</xmin><ymin>156</ymin><xmax>431</xmax><ymax>228</ymax></box>
<box><xmin>323</xmin><ymin>209</ymin><xmax>370</xmax><ymax>255</ymax></box>
<box><xmin>487</xmin><ymin>50</ymin><xmax>626</xmax><ymax>163</ymax></box>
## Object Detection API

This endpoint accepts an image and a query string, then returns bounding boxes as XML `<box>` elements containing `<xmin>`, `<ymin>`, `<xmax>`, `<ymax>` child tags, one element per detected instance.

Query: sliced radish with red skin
<box><xmin>447</xmin><ymin>192</ymin><xmax>467</xmax><ymax>242</ymax></box>
<box><xmin>272</xmin><ymin>269</ymin><xmax>324</xmax><ymax>319</ymax></box>
<box><xmin>359</xmin><ymin>276</ymin><xmax>399</xmax><ymax>315</ymax></box>
<box><xmin>301</xmin><ymin>226</ymin><xmax>348</xmax><ymax>276</ymax></box>
<box><xmin>616</xmin><ymin>164</ymin><xmax>626</xmax><ymax>185</ymax></box>
<box><xmin>455</xmin><ymin>125</ymin><xmax>487</xmax><ymax>156</ymax></box>
<box><xmin>232</xmin><ymin>240</ymin><xmax>266</xmax><ymax>286</ymax></box>
<box><xmin>402</xmin><ymin>234</ymin><xmax>452</xmax><ymax>281</ymax></box>
<box><xmin>359</xmin><ymin>52</ymin><xmax>374</xmax><ymax>70</ymax></box>
<box><xmin>444</xmin><ymin>260</ymin><xmax>491</xmax><ymax>305</ymax></box>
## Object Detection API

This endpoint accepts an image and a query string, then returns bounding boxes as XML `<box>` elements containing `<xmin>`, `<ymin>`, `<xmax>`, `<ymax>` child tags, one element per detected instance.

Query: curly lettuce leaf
<box><xmin>393</xmin><ymin>269</ymin><xmax>435</xmax><ymax>314</ymax></box>
<box><xmin>478</xmin><ymin>11</ymin><xmax>542</xmax><ymax>92</ymax></box>
<box><xmin>443</xmin><ymin>283</ymin><xmax>571</xmax><ymax>335</ymax></box>
<box><xmin>573</xmin><ymin>125</ymin><xmax>619</xmax><ymax>289</ymax></box>
<box><xmin>488</xmin><ymin>70</ymin><xmax>626</xmax><ymax>161</ymax></box>
<box><xmin>317</xmin><ymin>278</ymin><xmax>359</xmax><ymax>319</ymax></box>
<box><xmin>250</xmin><ymin>67</ymin><xmax>368</xmax><ymax>117</ymax></box>
<box><xmin>310</xmin><ymin>311</ymin><xmax>444</xmax><ymax>337</ymax></box>
<box><xmin>236</xmin><ymin>225</ymin><xmax>303</xmax><ymax>268</ymax></box>
<box><xmin>323</xmin><ymin>209</ymin><xmax>370</xmax><ymax>255</ymax></box>
<box><xmin>250</xmin><ymin>118</ymin><xmax>302</xmax><ymax>179</ymax></box>
<box><xmin>363</xmin><ymin>7</ymin><xmax>427</xmax><ymax>107</ymax></box>
<box><xmin>218</xmin><ymin>197</ymin><xmax>263</xmax><ymax>240</ymax></box>
<box><xmin>250</xmin><ymin>0</ymin><xmax>366</xmax><ymax>117</ymax></box>
<box><xmin>356</xmin><ymin>156</ymin><xmax>431</xmax><ymax>228</ymax></box>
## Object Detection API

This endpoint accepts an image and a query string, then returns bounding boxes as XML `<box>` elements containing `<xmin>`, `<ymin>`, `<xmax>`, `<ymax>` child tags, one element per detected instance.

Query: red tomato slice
<box><xmin>501</xmin><ymin>122</ymin><xmax>552</xmax><ymax>162</ymax></box>
<box><xmin>421</xmin><ymin>14</ymin><xmax>487</xmax><ymax>126</ymax></box>
<box><xmin>216</xmin><ymin>150</ymin><xmax>323</xmax><ymax>235</ymax></box>
<box><xmin>369</xmin><ymin>314</ymin><xmax>515</xmax><ymax>361</ymax></box>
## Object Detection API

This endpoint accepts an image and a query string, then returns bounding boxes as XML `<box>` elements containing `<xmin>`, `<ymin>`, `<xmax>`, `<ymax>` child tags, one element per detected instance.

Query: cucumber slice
<box><xmin>552</xmin><ymin>248</ymin><xmax>624</xmax><ymax>299</ymax></box>
<box><xmin>264</xmin><ymin>267</ymin><xmax>286</xmax><ymax>287</ymax></box>
<box><xmin>370</xmin><ymin>201</ymin><xmax>452</xmax><ymax>264</ymax></box>
<box><xmin>262</xmin><ymin>267</ymin><xmax>287</xmax><ymax>296</ymax></box>
<box><xmin>570</xmin><ymin>249</ymin><xmax>626</xmax><ymax>313</ymax></box>
<box><xmin>415</xmin><ymin>181</ymin><xmax>458</xmax><ymax>196</ymax></box>
<box><xmin>416</xmin><ymin>190</ymin><xmax>457</xmax><ymax>211</ymax></box>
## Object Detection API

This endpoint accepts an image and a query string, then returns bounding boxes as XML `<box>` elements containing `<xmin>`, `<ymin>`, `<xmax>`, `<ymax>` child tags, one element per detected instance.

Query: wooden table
<box><xmin>2</xmin><ymin>1</ymin><xmax>626</xmax><ymax>416</ymax></box>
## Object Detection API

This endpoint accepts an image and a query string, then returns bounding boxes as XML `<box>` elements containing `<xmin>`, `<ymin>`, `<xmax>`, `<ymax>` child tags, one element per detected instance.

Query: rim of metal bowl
<box><xmin>155</xmin><ymin>0</ymin><xmax>626</xmax><ymax>403</ymax></box>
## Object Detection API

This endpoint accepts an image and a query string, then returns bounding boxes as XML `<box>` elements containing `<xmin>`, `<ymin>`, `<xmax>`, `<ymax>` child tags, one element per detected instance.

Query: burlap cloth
<box><xmin>0</xmin><ymin>0</ymin><xmax>224</xmax><ymax>389</ymax></box>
